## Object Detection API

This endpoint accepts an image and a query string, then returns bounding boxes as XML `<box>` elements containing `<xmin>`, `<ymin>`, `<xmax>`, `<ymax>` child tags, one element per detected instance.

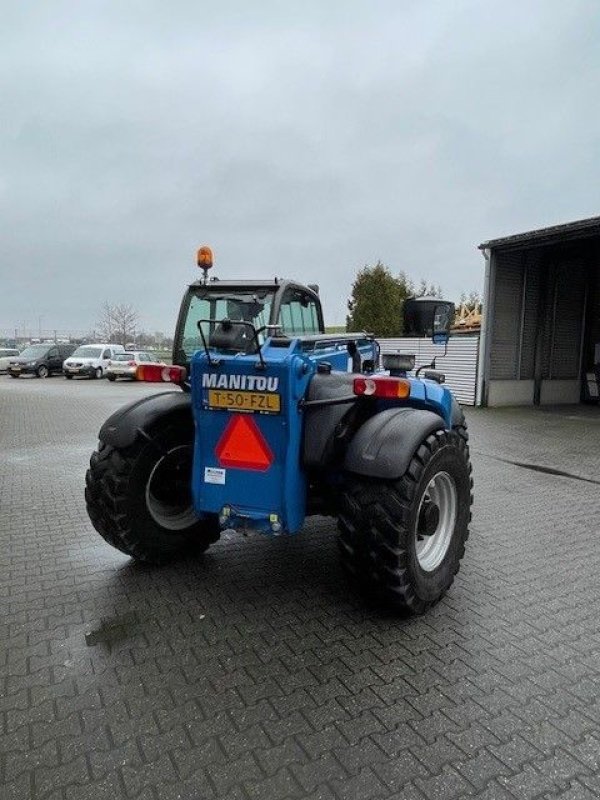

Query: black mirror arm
<box><xmin>197</xmin><ymin>319</ymin><xmax>266</xmax><ymax>370</ymax></box>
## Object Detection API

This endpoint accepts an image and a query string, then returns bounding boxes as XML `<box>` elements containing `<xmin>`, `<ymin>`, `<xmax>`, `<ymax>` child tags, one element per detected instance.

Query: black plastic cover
<box><xmin>98</xmin><ymin>391</ymin><xmax>192</xmax><ymax>449</ymax></box>
<box><xmin>303</xmin><ymin>372</ymin><xmax>358</xmax><ymax>467</ymax></box>
<box><xmin>344</xmin><ymin>407</ymin><xmax>445</xmax><ymax>479</ymax></box>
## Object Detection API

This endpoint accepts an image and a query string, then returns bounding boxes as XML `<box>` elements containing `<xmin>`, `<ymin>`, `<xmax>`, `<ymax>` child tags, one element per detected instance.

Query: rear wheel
<box><xmin>65</xmin><ymin>374</ymin><xmax>73</xmax><ymax>380</ymax></box>
<box><xmin>85</xmin><ymin>418</ymin><xmax>220</xmax><ymax>562</ymax></box>
<box><xmin>338</xmin><ymin>428</ymin><xmax>472</xmax><ymax>614</ymax></box>
<box><xmin>107</xmin><ymin>375</ymin><xmax>116</xmax><ymax>382</ymax></box>
<box><xmin>36</xmin><ymin>365</ymin><xmax>49</xmax><ymax>378</ymax></box>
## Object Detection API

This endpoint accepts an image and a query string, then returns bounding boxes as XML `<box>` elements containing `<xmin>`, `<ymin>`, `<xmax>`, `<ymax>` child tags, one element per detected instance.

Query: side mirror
<box><xmin>403</xmin><ymin>298</ymin><xmax>455</xmax><ymax>344</ymax></box>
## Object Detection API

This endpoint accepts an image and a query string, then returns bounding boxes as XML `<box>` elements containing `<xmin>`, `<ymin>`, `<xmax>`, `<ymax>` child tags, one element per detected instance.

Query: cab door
<box><xmin>277</xmin><ymin>288</ymin><xmax>323</xmax><ymax>336</ymax></box>
<box><xmin>101</xmin><ymin>347</ymin><xmax>113</xmax><ymax>370</ymax></box>
<box><xmin>47</xmin><ymin>347</ymin><xmax>61</xmax><ymax>373</ymax></box>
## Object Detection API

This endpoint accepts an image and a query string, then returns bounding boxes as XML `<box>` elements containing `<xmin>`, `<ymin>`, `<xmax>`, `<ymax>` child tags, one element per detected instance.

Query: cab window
<box><xmin>102</xmin><ymin>349</ymin><xmax>111</xmax><ymax>359</ymax></box>
<box><xmin>278</xmin><ymin>290</ymin><xmax>321</xmax><ymax>335</ymax></box>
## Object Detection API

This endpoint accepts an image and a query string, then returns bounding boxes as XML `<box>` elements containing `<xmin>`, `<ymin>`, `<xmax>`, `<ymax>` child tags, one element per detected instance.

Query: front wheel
<box><xmin>85</xmin><ymin>419</ymin><xmax>220</xmax><ymax>562</ymax></box>
<box><xmin>94</xmin><ymin>367</ymin><xmax>103</xmax><ymax>379</ymax></box>
<box><xmin>338</xmin><ymin>429</ymin><xmax>473</xmax><ymax>614</ymax></box>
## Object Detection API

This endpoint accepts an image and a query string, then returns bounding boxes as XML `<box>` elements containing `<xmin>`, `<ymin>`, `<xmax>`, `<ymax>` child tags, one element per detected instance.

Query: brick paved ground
<box><xmin>1</xmin><ymin>376</ymin><xmax>600</xmax><ymax>800</ymax></box>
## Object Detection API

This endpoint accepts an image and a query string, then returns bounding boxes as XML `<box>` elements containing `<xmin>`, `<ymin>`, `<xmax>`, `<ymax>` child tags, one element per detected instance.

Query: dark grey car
<box><xmin>7</xmin><ymin>343</ymin><xmax>76</xmax><ymax>378</ymax></box>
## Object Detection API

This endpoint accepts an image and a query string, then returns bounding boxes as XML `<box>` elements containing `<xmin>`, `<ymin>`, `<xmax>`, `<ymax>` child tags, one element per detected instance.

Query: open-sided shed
<box><xmin>477</xmin><ymin>216</ymin><xmax>600</xmax><ymax>406</ymax></box>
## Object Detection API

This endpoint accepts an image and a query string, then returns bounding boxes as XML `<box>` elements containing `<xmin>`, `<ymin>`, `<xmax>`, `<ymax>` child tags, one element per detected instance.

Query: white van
<box><xmin>63</xmin><ymin>344</ymin><xmax>125</xmax><ymax>379</ymax></box>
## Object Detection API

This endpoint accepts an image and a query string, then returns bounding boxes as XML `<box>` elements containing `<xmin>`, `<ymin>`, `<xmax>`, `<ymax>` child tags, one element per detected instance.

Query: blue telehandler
<box><xmin>85</xmin><ymin>248</ymin><xmax>472</xmax><ymax>613</ymax></box>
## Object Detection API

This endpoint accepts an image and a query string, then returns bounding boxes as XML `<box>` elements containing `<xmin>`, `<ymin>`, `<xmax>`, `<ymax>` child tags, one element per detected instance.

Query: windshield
<box><xmin>180</xmin><ymin>290</ymin><xmax>274</xmax><ymax>360</ymax></box>
<box><xmin>72</xmin><ymin>346</ymin><xmax>103</xmax><ymax>358</ymax></box>
<box><xmin>113</xmin><ymin>353</ymin><xmax>135</xmax><ymax>361</ymax></box>
<box><xmin>18</xmin><ymin>345</ymin><xmax>50</xmax><ymax>359</ymax></box>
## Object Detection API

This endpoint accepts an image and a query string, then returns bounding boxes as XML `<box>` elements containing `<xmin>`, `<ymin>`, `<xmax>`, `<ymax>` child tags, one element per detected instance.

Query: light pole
<box><xmin>38</xmin><ymin>315</ymin><xmax>43</xmax><ymax>340</ymax></box>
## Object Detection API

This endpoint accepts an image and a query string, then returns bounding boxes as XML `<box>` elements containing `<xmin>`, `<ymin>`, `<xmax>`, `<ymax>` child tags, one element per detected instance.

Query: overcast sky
<box><xmin>2</xmin><ymin>0</ymin><xmax>599</xmax><ymax>337</ymax></box>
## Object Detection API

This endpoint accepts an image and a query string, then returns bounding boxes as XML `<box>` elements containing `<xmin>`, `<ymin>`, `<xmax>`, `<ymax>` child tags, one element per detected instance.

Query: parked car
<box><xmin>0</xmin><ymin>348</ymin><xmax>20</xmax><ymax>373</ymax></box>
<box><xmin>7</xmin><ymin>343</ymin><xmax>76</xmax><ymax>378</ymax></box>
<box><xmin>63</xmin><ymin>344</ymin><xmax>125</xmax><ymax>379</ymax></box>
<box><xmin>106</xmin><ymin>351</ymin><xmax>167</xmax><ymax>381</ymax></box>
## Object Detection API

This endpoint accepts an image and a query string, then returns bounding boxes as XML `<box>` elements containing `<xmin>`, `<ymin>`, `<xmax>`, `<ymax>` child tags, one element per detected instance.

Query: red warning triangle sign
<box><xmin>215</xmin><ymin>414</ymin><xmax>274</xmax><ymax>471</ymax></box>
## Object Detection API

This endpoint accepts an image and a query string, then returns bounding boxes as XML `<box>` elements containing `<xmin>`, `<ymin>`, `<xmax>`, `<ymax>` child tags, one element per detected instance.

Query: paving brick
<box><xmin>414</xmin><ymin>765</ymin><xmax>475</xmax><ymax>800</ymax></box>
<box><xmin>298</xmin><ymin>725</ymin><xmax>351</xmax><ymax>759</ymax></box>
<box><xmin>291</xmin><ymin>752</ymin><xmax>347</xmax><ymax>792</ymax></box>
<box><xmin>497</xmin><ymin>763</ymin><xmax>561</xmax><ymax>799</ymax></box>
<box><xmin>545</xmin><ymin>781</ymin><xmax>600</xmax><ymax>800</ymax></box>
<box><xmin>330</xmin><ymin>766</ymin><xmax>387</xmax><ymax>800</ymax></box>
<box><xmin>411</xmin><ymin>737</ymin><xmax>466</xmax><ymax>774</ymax></box>
<box><xmin>207</xmin><ymin>752</ymin><xmax>264</xmax><ymax>795</ymax></box>
<box><xmin>245</xmin><ymin>767</ymin><xmax>302</xmax><ymax>800</ymax></box>
<box><xmin>333</xmin><ymin>736</ymin><xmax>388</xmax><ymax>775</ymax></box>
<box><xmin>373</xmin><ymin>749</ymin><xmax>429</xmax><ymax>790</ymax></box>
<box><xmin>455</xmin><ymin>749</ymin><xmax>511</xmax><ymax>791</ymax></box>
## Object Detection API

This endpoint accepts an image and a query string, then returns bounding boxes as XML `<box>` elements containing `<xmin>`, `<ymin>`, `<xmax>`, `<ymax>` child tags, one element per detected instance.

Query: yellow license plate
<box><xmin>208</xmin><ymin>389</ymin><xmax>281</xmax><ymax>414</ymax></box>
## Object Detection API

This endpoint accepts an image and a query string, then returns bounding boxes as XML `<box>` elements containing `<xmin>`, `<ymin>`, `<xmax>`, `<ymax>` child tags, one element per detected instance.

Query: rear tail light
<box><xmin>353</xmin><ymin>376</ymin><xmax>411</xmax><ymax>399</ymax></box>
<box><xmin>136</xmin><ymin>364</ymin><xmax>187</xmax><ymax>384</ymax></box>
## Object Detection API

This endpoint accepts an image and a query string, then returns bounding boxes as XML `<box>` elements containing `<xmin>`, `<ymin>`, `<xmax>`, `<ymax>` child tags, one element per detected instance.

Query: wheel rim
<box><xmin>38</xmin><ymin>366</ymin><xmax>48</xmax><ymax>378</ymax></box>
<box><xmin>415</xmin><ymin>471</ymin><xmax>457</xmax><ymax>572</ymax></box>
<box><xmin>95</xmin><ymin>368</ymin><xmax>102</xmax><ymax>378</ymax></box>
<box><xmin>145</xmin><ymin>445</ymin><xmax>198</xmax><ymax>531</ymax></box>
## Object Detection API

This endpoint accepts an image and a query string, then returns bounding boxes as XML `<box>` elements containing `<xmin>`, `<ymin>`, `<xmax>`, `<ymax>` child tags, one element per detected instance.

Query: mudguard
<box><xmin>344</xmin><ymin>407</ymin><xmax>445</xmax><ymax>479</ymax></box>
<box><xmin>98</xmin><ymin>391</ymin><xmax>192</xmax><ymax>449</ymax></box>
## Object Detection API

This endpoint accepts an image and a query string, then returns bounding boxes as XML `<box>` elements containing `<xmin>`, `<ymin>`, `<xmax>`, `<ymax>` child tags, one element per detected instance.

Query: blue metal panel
<box><xmin>190</xmin><ymin>341</ymin><xmax>314</xmax><ymax>535</ymax></box>
<box><xmin>406</xmin><ymin>377</ymin><xmax>453</xmax><ymax>427</ymax></box>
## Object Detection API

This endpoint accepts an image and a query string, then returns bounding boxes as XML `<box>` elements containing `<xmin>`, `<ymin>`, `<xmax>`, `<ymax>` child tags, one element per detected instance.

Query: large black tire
<box><xmin>338</xmin><ymin>426</ymin><xmax>473</xmax><ymax>614</ymax></box>
<box><xmin>85</xmin><ymin>419</ymin><xmax>220</xmax><ymax>562</ymax></box>
<box><xmin>107</xmin><ymin>375</ymin><xmax>116</xmax><ymax>382</ymax></box>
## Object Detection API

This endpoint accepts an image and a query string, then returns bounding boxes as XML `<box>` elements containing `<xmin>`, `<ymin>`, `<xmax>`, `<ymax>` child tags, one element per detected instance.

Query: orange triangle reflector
<box><xmin>215</xmin><ymin>414</ymin><xmax>274</xmax><ymax>471</ymax></box>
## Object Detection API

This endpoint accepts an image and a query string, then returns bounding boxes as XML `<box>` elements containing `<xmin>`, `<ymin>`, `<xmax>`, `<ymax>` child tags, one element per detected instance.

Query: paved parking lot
<box><xmin>1</xmin><ymin>376</ymin><xmax>600</xmax><ymax>800</ymax></box>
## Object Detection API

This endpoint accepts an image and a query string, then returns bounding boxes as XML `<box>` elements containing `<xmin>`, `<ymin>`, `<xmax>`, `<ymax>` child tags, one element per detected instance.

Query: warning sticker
<box><xmin>204</xmin><ymin>467</ymin><xmax>226</xmax><ymax>485</ymax></box>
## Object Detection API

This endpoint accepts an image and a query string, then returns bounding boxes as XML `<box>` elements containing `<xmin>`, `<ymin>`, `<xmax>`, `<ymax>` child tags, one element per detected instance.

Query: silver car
<box><xmin>0</xmin><ymin>348</ymin><xmax>20</xmax><ymax>373</ymax></box>
<box><xmin>105</xmin><ymin>351</ymin><xmax>166</xmax><ymax>381</ymax></box>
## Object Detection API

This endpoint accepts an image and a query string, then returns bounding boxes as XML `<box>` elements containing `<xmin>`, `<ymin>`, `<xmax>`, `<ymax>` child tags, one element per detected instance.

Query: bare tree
<box><xmin>416</xmin><ymin>279</ymin><xmax>444</xmax><ymax>298</ymax></box>
<box><xmin>458</xmin><ymin>290</ymin><xmax>483</xmax><ymax>312</ymax></box>
<box><xmin>97</xmin><ymin>302</ymin><xmax>139</xmax><ymax>347</ymax></box>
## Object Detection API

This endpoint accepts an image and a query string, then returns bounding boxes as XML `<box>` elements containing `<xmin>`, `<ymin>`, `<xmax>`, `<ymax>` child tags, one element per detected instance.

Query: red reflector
<box><xmin>215</xmin><ymin>415</ymin><xmax>273</xmax><ymax>471</ymax></box>
<box><xmin>136</xmin><ymin>364</ymin><xmax>187</xmax><ymax>383</ymax></box>
<box><xmin>353</xmin><ymin>376</ymin><xmax>410</xmax><ymax>399</ymax></box>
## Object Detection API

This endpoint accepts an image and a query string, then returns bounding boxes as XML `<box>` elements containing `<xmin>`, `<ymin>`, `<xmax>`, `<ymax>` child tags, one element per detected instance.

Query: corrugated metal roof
<box><xmin>479</xmin><ymin>215</ymin><xmax>600</xmax><ymax>251</ymax></box>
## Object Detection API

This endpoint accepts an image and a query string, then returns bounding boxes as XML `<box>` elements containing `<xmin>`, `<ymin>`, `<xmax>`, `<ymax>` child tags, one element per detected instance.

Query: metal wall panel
<box><xmin>378</xmin><ymin>336</ymin><xmax>480</xmax><ymax>405</ymax></box>
<box><xmin>588</xmin><ymin>261</ymin><xmax>600</xmax><ymax>365</ymax></box>
<box><xmin>548</xmin><ymin>258</ymin><xmax>586</xmax><ymax>379</ymax></box>
<box><xmin>489</xmin><ymin>251</ymin><xmax>523</xmax><ymax>379</ymax></box>
<box><xmin>519</xmin><ymin>250</ymin><xmax>541</xmax><ymax>379</ymax></box>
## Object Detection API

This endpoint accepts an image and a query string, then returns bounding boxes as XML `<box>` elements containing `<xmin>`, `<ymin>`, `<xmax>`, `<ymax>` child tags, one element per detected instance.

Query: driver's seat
<box><xmin>208</xmin><ymin>320</ymin><xmax>255</xmax><ymax>354</ymax></box>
